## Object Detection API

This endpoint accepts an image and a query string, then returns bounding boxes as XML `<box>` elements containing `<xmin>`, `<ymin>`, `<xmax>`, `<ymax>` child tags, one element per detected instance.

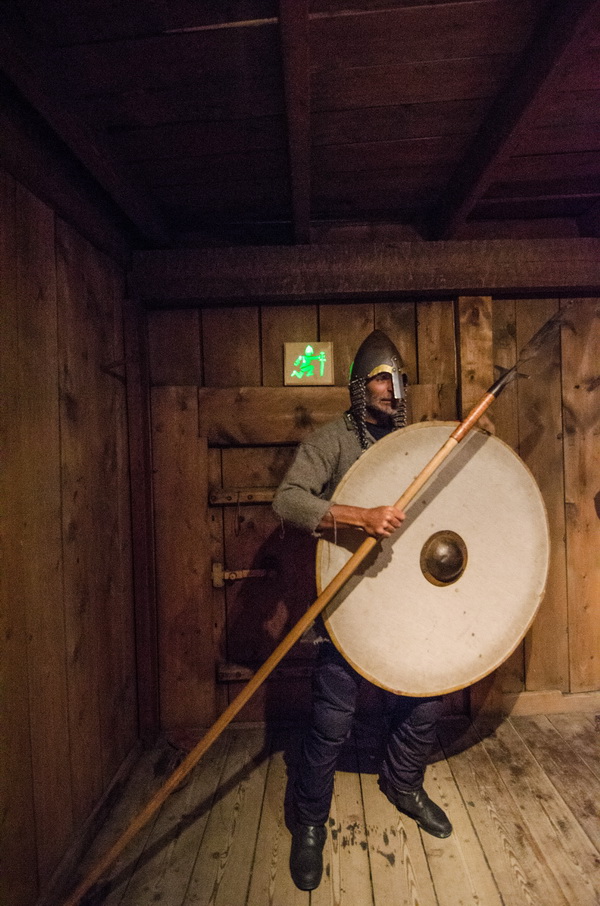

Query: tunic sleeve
<box><xmin>272</xmin><ymin>435</ymin><xmax>340</xmax><ymax>534</ymax></box>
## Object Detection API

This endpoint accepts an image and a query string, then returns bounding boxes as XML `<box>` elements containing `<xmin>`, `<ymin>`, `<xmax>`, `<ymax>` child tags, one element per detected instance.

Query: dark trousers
<box><xmin>294</xmin><ymin>642</ymin><xmax>444</xmax><ymax>826</ymax></box>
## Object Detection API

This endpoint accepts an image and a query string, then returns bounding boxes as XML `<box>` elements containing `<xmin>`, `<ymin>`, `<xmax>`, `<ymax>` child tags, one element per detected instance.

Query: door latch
<box><xmin>211</xmin><ymin>561</ymin><xmax>276</xmax><ymax>588</ymax></box>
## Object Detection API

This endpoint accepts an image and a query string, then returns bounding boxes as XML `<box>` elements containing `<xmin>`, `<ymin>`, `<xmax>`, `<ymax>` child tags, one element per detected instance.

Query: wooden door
<box><xmin>211</xmin><ymin>445</ymin><xmax>318</xmax><ymax>723</ymax></box>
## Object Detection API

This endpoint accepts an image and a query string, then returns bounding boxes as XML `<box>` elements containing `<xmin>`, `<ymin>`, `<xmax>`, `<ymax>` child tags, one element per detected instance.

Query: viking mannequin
<box><xmin>273</xmin><ymin>329</ymin><xmax>452</xmax><ymax>892</ymax></box>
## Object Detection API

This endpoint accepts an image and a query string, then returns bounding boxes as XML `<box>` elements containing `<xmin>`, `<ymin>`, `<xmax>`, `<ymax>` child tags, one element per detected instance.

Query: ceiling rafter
<box><xmin>429</xmin><ymin>0</ymin><xmax>600</xmax><ymax>240</ymax></box>
<box><xmin>2</xmin><ymin>1</ymin><xmax>599</xmax><ymax>247</ymax></box>
<box><xmin>0</xmin><ymin>5</ymin><xmax>172</xmax><ymax>246</ymax></box>
<box><xmin>278</xmin><ymin>0</ymin><xmax>311</xmax><ymax>244</ymax></box>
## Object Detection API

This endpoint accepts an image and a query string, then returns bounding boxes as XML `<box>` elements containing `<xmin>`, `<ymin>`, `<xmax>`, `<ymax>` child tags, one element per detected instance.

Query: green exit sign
<box><xmin>284</xmin><ymin>342</ymin><xmax>334</xmax><ymax>385</ymax></box>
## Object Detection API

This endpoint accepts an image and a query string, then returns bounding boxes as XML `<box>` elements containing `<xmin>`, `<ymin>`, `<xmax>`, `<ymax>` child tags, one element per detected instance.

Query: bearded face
<box><xmin>364</xmin><ymin>373</ymin><xmax>400</xmax><ymax>424</ymax></box>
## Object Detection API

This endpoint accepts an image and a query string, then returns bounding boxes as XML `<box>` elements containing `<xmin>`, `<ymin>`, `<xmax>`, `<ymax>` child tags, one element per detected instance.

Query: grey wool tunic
<box><xmin>272</xmin><ymin>413</ymin><xmax>375</xmax><ymax>534</ymax></box>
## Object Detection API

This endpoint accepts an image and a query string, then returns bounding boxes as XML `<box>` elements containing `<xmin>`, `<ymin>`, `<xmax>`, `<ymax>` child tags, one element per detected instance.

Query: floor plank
<box><xmin>422</xmin><ymin>757</ymin><xmax>503</xmax><ymax>906</ymax></box>
<box><xmin>324</xmin><ymin>758</ymin><xmax>373</xmax><ymax>906</ymax></box>
<box><xmin>246</xmin><ymin>733</ymin><xmax>309</xmax><ymax>906</ymax></box>
<box><xmin>361</xmin><ymin>769</ymin><xmax>438</xmax><ymax>906</ymax></box>
<box><xmin>438</xmin><ymin>719</ymin><xmax>571</xmax><ymax>906</ymax></box>
<box><xmin>547</xmin><ymin>712</ymin><xmax>600</xmax><ymax>780</ymax></box>
<box><xmin>67</xmin><ymin>715</ymin><xmax>599</xmax><ymax>906</ymax></box>
<box><xmin>81</xmin><ymin>741</ymin><xmax>186</xmax><ymax>906</ymax></box>
<box><xmin>182</xmin><ymin>728</ymin><xmax>270</xmax><ymax>906</ymax></box>
<box><xmin>118</xmin><ymin>733</ymin><xmax>232</xmax><ymax>905</ymax></box>
<box><xmin>510</xmin><ymin>714</ymin><xmax>600</xmax><ymax>849</ymax></box>
<box><xmin>481</xmin><ymin>719</ymin><xmax>600</xmax><ymax>906</ymax></box>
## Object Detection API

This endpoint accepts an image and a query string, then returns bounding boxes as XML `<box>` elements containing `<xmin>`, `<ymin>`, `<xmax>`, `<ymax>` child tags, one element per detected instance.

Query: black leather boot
<box><xmin>378</xmin><ymin>776</ymin><xmax>452</xmax><ymax>838</ymax></box>
<box><xmin>289</xmin><ymin>823</ymin><xmax>327</xmax><ymax>890</ymax></box>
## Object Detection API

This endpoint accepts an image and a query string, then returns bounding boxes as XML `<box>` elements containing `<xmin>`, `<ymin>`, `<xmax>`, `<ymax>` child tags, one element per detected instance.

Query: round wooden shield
<box><xmin>317</xmin><ymin>422</ymin><xmax>550</xmax><ymax>696</ymax></box>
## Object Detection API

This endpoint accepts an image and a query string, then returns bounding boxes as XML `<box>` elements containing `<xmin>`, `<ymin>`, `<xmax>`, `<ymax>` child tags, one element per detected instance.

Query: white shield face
<box><xmin>318</xmin><ymin>422</ymin><xmax>550</xmax><ymax>697</ymax></box>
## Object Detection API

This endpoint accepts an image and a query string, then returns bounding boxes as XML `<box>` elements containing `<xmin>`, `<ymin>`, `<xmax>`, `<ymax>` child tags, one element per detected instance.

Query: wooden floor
<box><xmin>71</xmin><ymin>713</ymin><xmax>600</xmax><ymax>906</ymax></box>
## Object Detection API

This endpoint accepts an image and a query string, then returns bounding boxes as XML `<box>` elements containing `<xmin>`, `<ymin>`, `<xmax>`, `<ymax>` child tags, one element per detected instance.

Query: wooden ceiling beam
<box><xmin>429</xmin><ymin>0</ymin><xmax>600</xmax><ymax>240</ymax></box>
<box><xmin>278</xmin><ymin>0</ymin><xmax>311</xmax><ymax>244</ymax></box>
<box><xmin>129</xmin><ymin>238</ymin><xmax>600</xmax><ymax>303</ymax></box>
<box><xmin>0</xmin><ymin>6</ymin><xmax>172</xmax><ymax>246</ymax></box>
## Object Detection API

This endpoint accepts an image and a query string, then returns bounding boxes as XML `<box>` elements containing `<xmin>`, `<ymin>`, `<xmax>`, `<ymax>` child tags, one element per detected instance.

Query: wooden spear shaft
<box><xmin>63</xmin><ymin>309</ymin><xmax>564</xmax><ymax>906</ymax></box>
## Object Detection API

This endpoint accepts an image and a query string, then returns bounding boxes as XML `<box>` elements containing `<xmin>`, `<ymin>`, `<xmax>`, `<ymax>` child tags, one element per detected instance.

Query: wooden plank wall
<box><xmin>0</xmin><ymin>169</ymin><xmax>139</xmax><ymax>906</ymax></box>
<box><xmin>148</xmin><ymin>295</ymin><xmax>599</xmax><ymax>733</ymax></box>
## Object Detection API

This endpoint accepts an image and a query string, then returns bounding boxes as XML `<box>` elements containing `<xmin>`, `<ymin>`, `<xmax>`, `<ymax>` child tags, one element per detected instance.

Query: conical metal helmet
<box><xmin>349</xmin><ymin>329</ymin><xmax>407</xmax><ymax>402</ymax></box>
